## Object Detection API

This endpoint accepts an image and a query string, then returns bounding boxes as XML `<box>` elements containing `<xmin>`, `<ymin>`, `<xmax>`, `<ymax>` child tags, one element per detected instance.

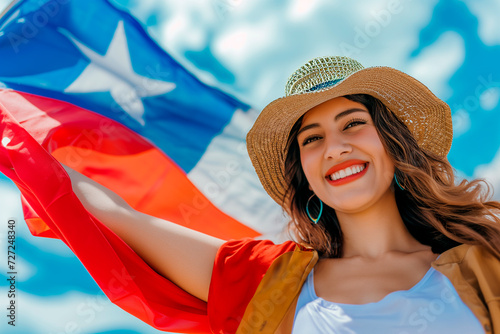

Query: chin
<box><xmin>327</xmin><ymin>198</ymin><xmax>371</xmax><ymax>213</ymax></box>
<box><xmin>325</xmin><ymin>189</ymin><xmax>383</xmax><ymax>212</ymax></box>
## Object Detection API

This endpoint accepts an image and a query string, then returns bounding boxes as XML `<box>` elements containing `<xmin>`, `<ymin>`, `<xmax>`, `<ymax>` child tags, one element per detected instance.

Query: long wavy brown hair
<box><xmin>284</xmin><ymin>94</ymin><xmax>500</xmax><ymax>258</ymax></box>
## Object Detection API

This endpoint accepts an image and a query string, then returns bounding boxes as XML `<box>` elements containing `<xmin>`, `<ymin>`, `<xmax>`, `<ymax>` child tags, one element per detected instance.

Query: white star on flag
<box><xmin>61</xmin><ymin>20</ymin><xmax>175</xmax><ymax>125</ymax></box>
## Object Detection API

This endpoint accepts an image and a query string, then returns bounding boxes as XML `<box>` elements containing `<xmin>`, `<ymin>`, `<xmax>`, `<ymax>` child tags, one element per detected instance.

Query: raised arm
<box><xmin>62</xmin><ymin>164</ymin><xmax>225</xmax><ymax>302</ymax></box>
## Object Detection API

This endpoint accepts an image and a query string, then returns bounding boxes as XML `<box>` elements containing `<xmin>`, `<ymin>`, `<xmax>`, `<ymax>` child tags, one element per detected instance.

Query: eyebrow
<box><xmin>297</xmin><ymin>108</ymin><xmax>368</xmax><ymax>137</ymax></box>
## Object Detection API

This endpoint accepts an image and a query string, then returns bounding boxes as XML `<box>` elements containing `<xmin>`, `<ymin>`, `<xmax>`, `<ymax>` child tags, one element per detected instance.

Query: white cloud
<box><xmin>0</xmin><ymin>0</ymin><xmax>11</xmax><ymax>13</ymax></box>
<box><xmin>452</xmin><ymin>109</ymin><xmax>471</xmax><ymax>138</ymax></box>
<box><xmin>288</xmin><ymin>0</ymin><xmax>322</xmax><ymax>21</ymax></box>
<box><xmin>209</xmin><ymin>0</ymin><xmax>440</xmax><ymax>109</ymax></box>
<box><xmin>0</xmin><ymin>291</ymin><xmax>160</xmax><ymax>333</ymax></box>
<box><xmin>480</xmin><ymin>87</ymin><xmax>500</xmax><ymax>111</ymax></box>
<box><xmin>0</xmin><ymin>180</ymin><xmax>77</xmax><ymax>257</ymax></box>
<box><xmin>464</xmin><ymin>0</ymin><xmax>500</xmax><ymax>46</ymax></box>
<box><xmin>406</xmin><ymin>31</ymin><xmax>465</xmax><ymax>100</ymax></box>
<box><xmin>474</xmin><ymin>147</ymin><xmax>500</xmax><ymax>200</ymax></box>
<box><xmin>214</xmin><ymin>17</ymin><xmax>278</xmax><ymax>69</ymax></box>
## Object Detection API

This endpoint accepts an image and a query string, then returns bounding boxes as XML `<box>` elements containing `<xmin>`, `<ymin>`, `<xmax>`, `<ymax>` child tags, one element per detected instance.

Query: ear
<box><xmin>308</xmin><ymin>184</ymin><xmax>313</xmax><ymax>191</ymax></box>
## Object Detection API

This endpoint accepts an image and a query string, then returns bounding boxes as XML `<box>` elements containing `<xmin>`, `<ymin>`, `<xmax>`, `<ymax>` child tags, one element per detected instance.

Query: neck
<box><xmin>336</xmin><ymin>191</ymin><xmax>426</xmax><ymax>259</ymax></box>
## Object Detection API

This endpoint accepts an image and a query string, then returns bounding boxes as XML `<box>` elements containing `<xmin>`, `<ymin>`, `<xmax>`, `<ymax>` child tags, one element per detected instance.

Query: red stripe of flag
<box><xmin>1</xmin><ymin>88</ymin><xmax>259</xmax><ymax>240</ymax></box>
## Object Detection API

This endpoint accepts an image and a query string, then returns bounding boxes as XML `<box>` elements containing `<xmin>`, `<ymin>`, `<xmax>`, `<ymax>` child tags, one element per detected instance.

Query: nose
<box><xmin>323</xmin><ymin>134</ymin><xmax>352</xmax><ymax>160</ymax></box>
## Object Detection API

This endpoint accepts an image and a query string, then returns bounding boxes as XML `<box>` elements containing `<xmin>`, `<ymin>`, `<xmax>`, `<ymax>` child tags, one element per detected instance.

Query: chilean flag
<box><xmin>0</xmin><ymin>0</ymin><xmax>286</xmax><ymax>332</ymax></box>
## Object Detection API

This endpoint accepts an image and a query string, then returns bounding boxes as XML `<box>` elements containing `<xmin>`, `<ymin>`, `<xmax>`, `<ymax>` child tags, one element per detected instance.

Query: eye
<box><xmin>344</xmin><ymin>118</ymin><xmax>367</xmax><ymax>130</ymax></box>
<box><xmin>301</xmin><ymin>135</ymin><xmax>322</xmax><ymax>146</ymax></box>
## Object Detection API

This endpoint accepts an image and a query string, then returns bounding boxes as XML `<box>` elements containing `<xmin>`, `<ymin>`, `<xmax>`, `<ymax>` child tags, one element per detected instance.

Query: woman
<box><xmin>5</xmin><ymin>56</ymin><xmax>500</xmax><ymax>333</ymax></box>
<box><xmin>240</xmin><ymin>56</ymin><xmax>500</xmax><ymax>333</ymax></box>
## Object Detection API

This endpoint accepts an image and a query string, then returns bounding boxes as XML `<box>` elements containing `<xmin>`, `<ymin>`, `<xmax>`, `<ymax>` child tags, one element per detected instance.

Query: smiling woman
<box><xmin>56</xmin><ymin>56</ymin><xmax>500</xmax><ymax>334</ymax></box>
<box><xmin>244</xmin><ymin>56</ymin><xmax>500</xmax><ymax>333</ymax></box>
<box><xmin>3</xmin><ymin>54</ymin><xmax>500</xmax><ymax>334</ymax></box>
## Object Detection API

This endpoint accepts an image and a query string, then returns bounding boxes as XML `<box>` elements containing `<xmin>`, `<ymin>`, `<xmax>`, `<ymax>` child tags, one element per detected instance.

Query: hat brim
<box><xmin>246</xmin><ymin>66</ymin><xmax>452</xmax><ymax>205</ymax></box>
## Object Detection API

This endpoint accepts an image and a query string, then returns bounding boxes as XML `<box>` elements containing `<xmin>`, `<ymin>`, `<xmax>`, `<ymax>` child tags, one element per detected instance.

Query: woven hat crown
<box><xmin>285</xmin><ymin>56</ymin><xmax>365</xmax><ymax>96</ymax></box>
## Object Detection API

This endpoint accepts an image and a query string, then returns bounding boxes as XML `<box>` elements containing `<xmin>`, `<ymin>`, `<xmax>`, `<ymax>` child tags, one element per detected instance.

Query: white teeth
<box><xmin>328</xmin><ymin>164</ymin><xmax>365</xmax><ymax>181</ymax></box>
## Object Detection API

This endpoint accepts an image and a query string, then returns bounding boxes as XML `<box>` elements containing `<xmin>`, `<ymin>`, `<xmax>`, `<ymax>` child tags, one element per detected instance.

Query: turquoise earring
<box><xmin>394</xmin><ymin>173</ymin><xmax>405</xmax><ymax>191</ymax></box>
<box><xmin>306</xmin><ymin>194</ymin><xmax>323</xmax><ymax>224</ymax></box>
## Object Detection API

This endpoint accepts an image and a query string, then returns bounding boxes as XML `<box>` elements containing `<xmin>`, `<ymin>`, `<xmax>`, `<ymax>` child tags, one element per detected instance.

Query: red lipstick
<box><xmin>325</xmin><ymin>159</ymin><xmax>368</xmax><ymax>186</ymax></box>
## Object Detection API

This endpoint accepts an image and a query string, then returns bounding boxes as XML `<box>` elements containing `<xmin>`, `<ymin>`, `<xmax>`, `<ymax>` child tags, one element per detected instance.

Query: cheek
<box><xmin>359</xmin><ymin>129</ymin><xmax>394</xmax><ymax>174</ymax></box>
<box><xmin>299</xmin><ymin>153</ymin><xmax>311</xmax><ymax>179</ymax></box>
<box><xmin>299</xmin><ymin>149</ymin><xmax>319</xmax><ymax>184</ymax></box>
<box><xmin>369</xmin><ymin>136</ymin><xmax>395</xmax><ymax>177</ymax></box>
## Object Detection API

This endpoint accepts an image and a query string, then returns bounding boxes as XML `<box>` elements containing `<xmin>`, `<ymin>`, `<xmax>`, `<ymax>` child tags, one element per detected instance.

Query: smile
<box><xmin>325</xmin><ymin>160</ymin><xmax>369</xmax><ymax>186</ymax></box>
<box><xmin>328</xmin><ymin>164</ymin><xmax>365</xmax><ymax>181</ymax></box>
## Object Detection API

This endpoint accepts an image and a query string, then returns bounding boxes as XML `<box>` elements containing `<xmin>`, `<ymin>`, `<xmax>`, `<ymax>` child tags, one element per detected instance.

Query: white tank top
<box><xmin>292</xmin><ymin>267</ymin><xmax>485</xmax><ymax>333</ymax></box>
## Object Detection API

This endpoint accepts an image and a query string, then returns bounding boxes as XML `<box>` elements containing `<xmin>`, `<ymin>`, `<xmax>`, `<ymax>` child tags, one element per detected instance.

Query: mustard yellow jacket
<box><xmin>235</xmin><ymin>244</ymin><xmax>499</xmax><ymax>334</ymax></box>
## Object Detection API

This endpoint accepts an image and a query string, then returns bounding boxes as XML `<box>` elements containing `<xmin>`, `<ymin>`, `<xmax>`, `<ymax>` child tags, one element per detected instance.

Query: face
<box><xmin>297</xmin><ymin>96</ymin><xmax>395</xmax><ymax>214</ymax></box>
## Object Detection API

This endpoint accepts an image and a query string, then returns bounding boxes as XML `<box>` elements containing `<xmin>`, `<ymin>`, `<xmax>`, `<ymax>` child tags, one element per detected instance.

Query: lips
<box><xmin>325</xmin><ymin>159</ymin><xmax>369</xmax><ymax>186</ymax></box>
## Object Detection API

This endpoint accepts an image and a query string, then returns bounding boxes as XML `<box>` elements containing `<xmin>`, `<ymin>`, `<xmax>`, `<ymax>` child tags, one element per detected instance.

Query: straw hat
<box><xmin>246</xmin><ymin>56</ymin><xmax>452</xmax><ymax>205</ymax></box>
